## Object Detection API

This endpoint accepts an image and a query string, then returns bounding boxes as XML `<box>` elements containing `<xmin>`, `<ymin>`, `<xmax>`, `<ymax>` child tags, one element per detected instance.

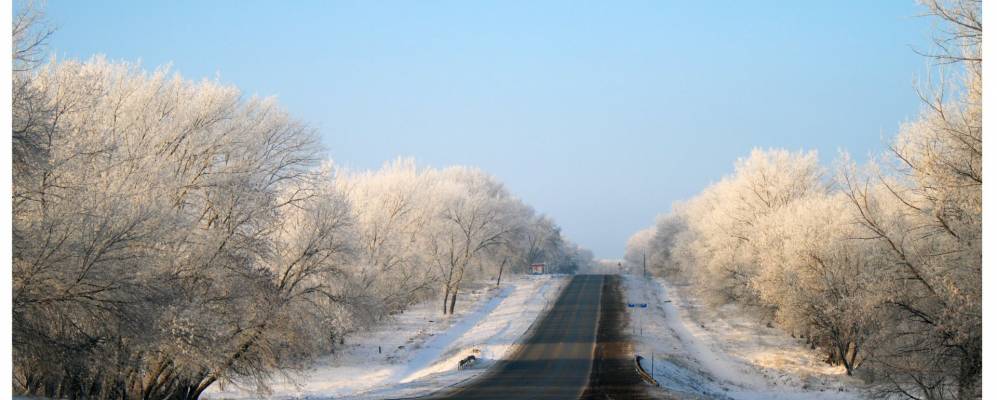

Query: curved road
<box><xmin>431</xmin><ymin>274</ymin><xmax>648</xmax><ymax>400</ymax></box>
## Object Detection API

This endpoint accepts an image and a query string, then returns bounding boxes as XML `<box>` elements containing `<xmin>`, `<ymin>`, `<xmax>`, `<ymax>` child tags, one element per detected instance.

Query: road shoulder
<box><xmin>624</xmin><ymin>274</ymin><xmax>867</xmax><ymax>400</ymax></box>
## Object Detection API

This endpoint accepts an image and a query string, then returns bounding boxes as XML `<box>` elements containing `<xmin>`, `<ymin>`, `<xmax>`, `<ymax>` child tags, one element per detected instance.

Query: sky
<box><xmin>36</xmin><ymin>1</ymin><xmax>935</xmax><ymax>259</ymax></box>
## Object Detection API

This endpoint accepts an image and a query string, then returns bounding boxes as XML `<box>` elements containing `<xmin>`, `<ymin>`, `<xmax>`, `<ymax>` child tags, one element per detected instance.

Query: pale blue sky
<box><xmin>37</xmin><ymin>1</ymin><xmax>934</xmax><ymax>258</ymax></box>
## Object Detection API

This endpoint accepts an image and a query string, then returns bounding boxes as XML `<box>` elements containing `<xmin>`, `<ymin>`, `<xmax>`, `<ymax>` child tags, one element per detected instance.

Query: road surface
<box><xmin>432</xmin><ymin>274</ymin><xmax>648</xmax><ymax>400</ymax></box>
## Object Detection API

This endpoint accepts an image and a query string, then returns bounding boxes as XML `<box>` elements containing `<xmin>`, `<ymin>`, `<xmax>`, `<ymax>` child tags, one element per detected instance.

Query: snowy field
<box><xmin>205</xmin><ymin>274</ymin><xmax>567</xmax><ymax>399</ymax></box>
<box><xmin>623</xmin><ymin>275</ymin><xmax>868</xmax><ymax>400</ymax></box>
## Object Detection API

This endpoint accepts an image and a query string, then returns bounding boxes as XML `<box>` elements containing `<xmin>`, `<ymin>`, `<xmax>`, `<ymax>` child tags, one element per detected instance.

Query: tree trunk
<box><xmin>442</xmin><ymin>260</ymin><xmax>456</xmax><ymax>315</ymax></box>
<box><xmin>846</xmin><ymin>340</ymin><xmax>861</xmax><ymax>373</ymax></box>
<box><xmin>442</xmin><ymin>284</ymin><xmax>451</xmax><ymax>315</ymax></box>
<box><xmin>446</xmin><ymin>260</ymin><xmax>467</xmax><ymax>315</ymax></box>
<box><xmin>496</xmin><ymin>257</ymin><xmax>507</xmax><ymax>287</ymax></box>
<box><xmin>835</xmin><ymin>340</ymin><xmax>854</xmax><ymax>375</ymax></box>
<box><xmin>448</xmin><ymin>287</ymin><xmax>459</xmax><ymax>314</ymax></box>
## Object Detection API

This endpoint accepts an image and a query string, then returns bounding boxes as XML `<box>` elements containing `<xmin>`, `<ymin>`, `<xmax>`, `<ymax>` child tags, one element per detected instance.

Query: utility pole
<box><xmin>642</xmin><ymin>249</ymin><xmax>647</xmax><ymax>279</ymax></box>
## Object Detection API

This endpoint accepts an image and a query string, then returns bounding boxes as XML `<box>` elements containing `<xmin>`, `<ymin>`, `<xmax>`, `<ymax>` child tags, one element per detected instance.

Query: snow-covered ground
<box><xmin>623</xmin><ymin>274</ymin><xmax>868</xmax><ymax>400</ymax></box>
<box><xmin>206</xmin><ymin>274</ymin><xmax>568</xmax><ymax>400</ymax></box>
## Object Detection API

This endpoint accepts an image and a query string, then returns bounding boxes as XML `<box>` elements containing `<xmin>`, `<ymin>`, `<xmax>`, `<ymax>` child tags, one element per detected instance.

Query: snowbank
<box><xmin>623</xmin><ymin>275</ymin><xmax>867</xmax><ymax>400</ymax></box>
<box><xmin>205</xmin><ymin>274</ymin><xmax>567</xmax><ymax>399</ymax></box>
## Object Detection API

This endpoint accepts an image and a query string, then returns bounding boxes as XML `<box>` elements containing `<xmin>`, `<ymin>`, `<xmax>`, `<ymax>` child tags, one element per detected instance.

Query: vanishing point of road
<box><xmin>430</xmin><ymin>274</ymin><xmax>650</xmax><ymax>400</ymax></box>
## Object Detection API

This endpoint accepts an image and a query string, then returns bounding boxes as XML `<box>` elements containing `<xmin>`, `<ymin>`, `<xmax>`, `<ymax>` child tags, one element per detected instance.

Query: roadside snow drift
<box><xmin>624</xmin><ymin>275</ymin><xmax>867</xmax><ymax>400</ymax></box>
<box><xmin>205</xmin><ymin>274</ymin><xmax>567</xmax><ymax>399</ymax></box>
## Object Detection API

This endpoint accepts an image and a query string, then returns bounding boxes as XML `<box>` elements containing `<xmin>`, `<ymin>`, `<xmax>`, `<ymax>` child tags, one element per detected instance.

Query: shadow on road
<box><xmin>581</xmin><ymin>274</ymin><xmax>654</xmax><ymax>400</ymax></box>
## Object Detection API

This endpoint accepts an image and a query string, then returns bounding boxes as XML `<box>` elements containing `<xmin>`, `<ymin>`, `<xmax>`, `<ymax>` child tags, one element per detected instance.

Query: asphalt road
<box><xmin>433</xmin><ymin>274</ymin><xmax>647</xmax><ymax>400</ymax></box>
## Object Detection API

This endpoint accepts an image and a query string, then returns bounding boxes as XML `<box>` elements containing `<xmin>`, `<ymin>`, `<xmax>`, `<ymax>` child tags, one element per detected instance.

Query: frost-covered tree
<box><xmin>10</xmin><ymin>53</ymin><xmax>362</xmax><ymax>398</ymax></box>
<box><xmin>429</xmin><ymin>167</ymin><xmax>521</xmax><ymax>314</ymax></box>
<box><xmin>551</xmin><ymin>240</ymin><xmax>597</xmax><ymax>274</ymax></box>
<box><xmin>483</xmin><ymin>212</ymin><xmax>560</xmax><ymax>286</ymax></box>
<box><xmin>628</xmin><ymin>213</ymin><xmax>688</xmax><ymax>278</ymax></box>
<box><xmin>11</xmin><ymin>2</ymin><xmax>53</xmax><ymax>178</ymax></box>
<box><xmin>333</xmin><ymin>160</ymin><xmax>580</xmax><ymax>316</ymax></box>
<box><xmin>333</xmin><ymin>159</ymin><xmax>441</xmax><ymax>318</ymax></box>
<box><xmin>8</xmin><ymin>3</ymin><xmax>596</xmax><ymax>398</ymax></box>
<box><xmin>630</xmin><ymin>1</ymin><xmax>981</xmax><ymax>395</ymax></box>
<box><xmin>623</xmin><ymin>226</ymin><xmax>654</xmax><ymax>274</ymax></box>
<box><xmin>838</xmin><ymin>1</ymin><xmax>981</xmax><ymax>397</ymax></box>
<box><xmin>676</xmin><ymin>149</ymin><xmax>826</xmax><ymax>305</ymax></box>
<box><xmin>752</xmin><ymin>193</ymin><xmax>880</xmax><ymax>376</ymax></box>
